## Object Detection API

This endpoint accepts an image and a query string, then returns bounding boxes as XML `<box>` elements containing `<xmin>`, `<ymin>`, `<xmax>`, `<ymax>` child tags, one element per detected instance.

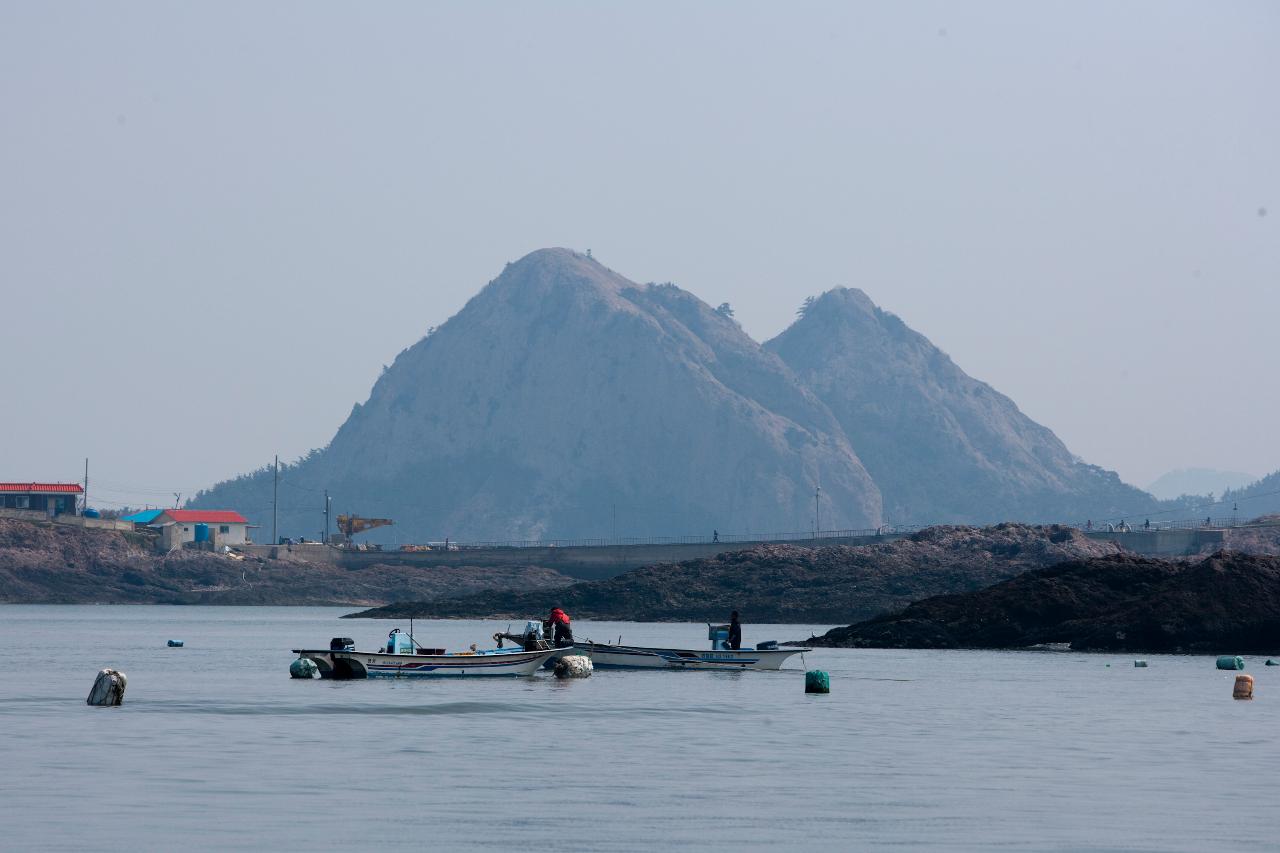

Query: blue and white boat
<box><xmin>293</xmin><ymin>629</ymin><xmax>559</xmax><ymax>679</ymax></box>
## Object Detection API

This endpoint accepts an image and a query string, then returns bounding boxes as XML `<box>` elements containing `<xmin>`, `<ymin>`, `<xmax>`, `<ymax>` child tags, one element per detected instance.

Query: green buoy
<box><xmin>1266</xmin><ymin>659</ymin><xmax>1278</xmax><ymax>667</ymax></box>
<box><xmin>1216</xmin><ymin>656</ymin><xmax>1245</xmax><ymax>671</ymax></box>
<box><xmin>805</xmin><ymin>670</ymin><xmax>830</xmax><ymax>694</ymax></box>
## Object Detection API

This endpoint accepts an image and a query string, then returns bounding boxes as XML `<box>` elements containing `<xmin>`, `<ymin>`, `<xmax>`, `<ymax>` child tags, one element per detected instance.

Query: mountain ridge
<box><xmin>193</xmin><ymin>249</ymin><xmax>1156</xmax><ymax>540</ymax></box>
<box><xmin>195</xmin><ymin>249</ymin><xmax>882</xmax><ymax>540</ymax></box>
<box><xmin>767</xmin><ymin>286</ymin><xmax>1156</xmax><ymax>524</ymax></box>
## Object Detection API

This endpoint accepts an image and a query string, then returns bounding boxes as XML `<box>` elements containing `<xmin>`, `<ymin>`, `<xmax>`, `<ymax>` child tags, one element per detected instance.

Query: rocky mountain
<box><xmin>804</xmin><ymin>550</ymin><xmax>1280</xmax><ymax>653</ymax></box>
<box><xmin>195</xmin><ymin>250</ymin><xmax>1160</xmax><ymax>541</ymax></box>
<box><xmin>767</xmin><ymin>288</ymin><xmax>1157</xmax><ymax>525</ymax></box>
<box><xmin>349</xmin><ymin>524</ymin><xmax>1123</xmax><ymax>623</ymax></box>
<box><xmin>195</xmin><ymin>249</ymin><xmax>882</xmax><ymax>541</ymax></box>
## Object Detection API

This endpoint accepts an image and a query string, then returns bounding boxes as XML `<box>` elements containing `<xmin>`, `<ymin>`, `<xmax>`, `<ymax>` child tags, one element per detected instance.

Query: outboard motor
<box><xmin>330</xmin><ymin>637</ymin><xmax>355</xmax><ymax>651</ymax></box>
<box><xmin>493</xmin><ymin>621</ymin><xmax>549</xmax><ymax>651</ymax></box>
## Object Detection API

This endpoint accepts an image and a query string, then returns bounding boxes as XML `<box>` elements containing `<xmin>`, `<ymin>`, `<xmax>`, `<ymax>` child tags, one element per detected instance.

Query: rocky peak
<box><xmin>768</xmin><ymin>287</ymin><xmax>1154</xmax><ymax>524</ymax></box>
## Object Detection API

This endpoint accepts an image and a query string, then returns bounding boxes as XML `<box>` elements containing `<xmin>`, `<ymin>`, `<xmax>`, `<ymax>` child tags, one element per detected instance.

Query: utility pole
<box><xmin>814</xmin><ymin>485</ymin><xmax>821</xmax><ymax>540</ymax></box>
<box><xmin>83</xmin><ymin>458</ymin><xmax>89</xmax><ymax>515</ymax></box>
<box><xmin>323</xmin><ymin>490</ymin><xmax>331</xmax><ymax>544</ymax></box>
<box><xmin>272</xmin><ymin>455</ymin><xmax>279</xmax><ymax>545</ymax></box>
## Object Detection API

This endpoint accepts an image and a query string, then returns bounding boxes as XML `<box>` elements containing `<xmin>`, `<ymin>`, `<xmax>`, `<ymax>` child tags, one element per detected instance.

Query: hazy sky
<box><xmin>3</xmin><ymin>2</ymin><xmax>1276</xmax><ymax>511</ymax></box>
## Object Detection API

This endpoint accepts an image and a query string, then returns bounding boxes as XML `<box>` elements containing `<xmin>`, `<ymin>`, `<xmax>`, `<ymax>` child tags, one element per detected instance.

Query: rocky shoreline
<box><xmin>0</xmin><ymin>518</ymin><xmax>571</xmax><ymax>605</ymax></box>
<box><xmin>348</xmin><ymin>523</ymin><xmax>1123</xmax><ymax>622</ymax></box>
<box><xmin>799</xmin><ymin>551</ymin><xmax>1280</xmax><ymax>653</ymax></box>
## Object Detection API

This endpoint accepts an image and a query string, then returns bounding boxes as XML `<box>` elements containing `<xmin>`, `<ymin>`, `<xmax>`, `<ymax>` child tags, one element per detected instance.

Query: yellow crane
<box><xmin>336</xmin><ymin>514</ymin><xmax>394</xmax><ymax>544</ymax></box>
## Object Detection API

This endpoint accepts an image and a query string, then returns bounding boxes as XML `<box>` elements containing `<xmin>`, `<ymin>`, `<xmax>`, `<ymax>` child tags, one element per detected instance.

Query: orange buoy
<box><xmin>1233</xmin><ymin>674</ymin><xmax>1254</xmax><ymax>700</ymax></box>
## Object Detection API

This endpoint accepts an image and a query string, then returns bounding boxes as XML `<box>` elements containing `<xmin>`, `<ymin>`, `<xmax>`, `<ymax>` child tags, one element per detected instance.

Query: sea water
<box><xmin>1</xmin><ymin>605</ymin><xmax>1275</xmax><ymax>851</ymax></box>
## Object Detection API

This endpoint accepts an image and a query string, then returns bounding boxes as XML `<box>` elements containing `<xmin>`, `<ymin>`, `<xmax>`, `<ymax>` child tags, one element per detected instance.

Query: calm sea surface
<box><xmin>1</xmin><ymin>605</ymin><xmax>1275</xmax><ymax>851</ymax></box>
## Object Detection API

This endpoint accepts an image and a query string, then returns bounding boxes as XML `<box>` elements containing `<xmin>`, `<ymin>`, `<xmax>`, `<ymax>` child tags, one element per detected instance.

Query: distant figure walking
<box><xmin>728</xmin><ymin>610</ymin><xmax>742</xmax><ymax>651</ymax></box>
<box><xmin>1144</xmin><ymin>519</ymin><xmax>1150</xmax><ymax>530</ymax></box>
<box><xmin>713</xmin><ymin>530</ymin><xmax>719</xmax><ymax>543</ymax></box>
<box><xmin>1086</xmin><ymin>520</ymin><xmax>1092</xmax><ymax>531</ymax></box>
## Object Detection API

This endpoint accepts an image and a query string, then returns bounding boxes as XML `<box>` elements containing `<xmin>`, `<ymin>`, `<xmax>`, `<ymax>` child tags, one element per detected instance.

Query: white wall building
<box><xmin>153</xmin><ymin>509</ymin><xmax>251</xmax><ymax>546</ymax></box>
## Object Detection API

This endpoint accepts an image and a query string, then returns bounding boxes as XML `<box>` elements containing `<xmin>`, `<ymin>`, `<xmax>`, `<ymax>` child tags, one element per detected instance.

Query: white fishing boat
<box><xmin>293</xmin><ymin>628</ymin><xmax>559</xmax><ymax>679</ymax></box>
<box><xmin>573</xmin><ymin>625</ymin><xmax>809</xmax><ymax>671</ymax></box>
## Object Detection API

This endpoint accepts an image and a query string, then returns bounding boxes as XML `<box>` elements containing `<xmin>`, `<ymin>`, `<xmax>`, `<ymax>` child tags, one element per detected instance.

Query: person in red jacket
<box><xmin>548</xmin><ymin>607</ymin><xmax>574</xmax><ymax>648</ymax></box>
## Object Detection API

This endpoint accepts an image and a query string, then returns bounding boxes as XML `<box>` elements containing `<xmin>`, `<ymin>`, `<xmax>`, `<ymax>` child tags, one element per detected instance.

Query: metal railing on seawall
<box><xmin>356</xmin><ymin>515</ymin><xmax>1278</xmax><ymax>555</ymax></box>
<box><xmin>363</xmin><ymin>525</ymin><xmax>927</xmax><ymax>553</ymax></box>
<box><xmin>1068</xmin><ymin>516</ymin><xmax>1252</xmax><ymax>533</ymax></box>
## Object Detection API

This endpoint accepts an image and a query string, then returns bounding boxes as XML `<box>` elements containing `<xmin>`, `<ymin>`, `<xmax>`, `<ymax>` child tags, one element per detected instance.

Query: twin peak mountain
<box><xmin>197</xmin><ymin>248</ymin><xmax>1150</xmax><ymax>540</ymax></box>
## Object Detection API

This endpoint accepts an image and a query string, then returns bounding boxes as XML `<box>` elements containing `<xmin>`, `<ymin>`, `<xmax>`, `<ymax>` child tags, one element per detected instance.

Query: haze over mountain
<box><xmin>767</xmin><ymin>288</ymin><xmax>1157</xmax><ymax>524</ymax></box>
<box><xmin>1146</xmin><ymin>468</ymin><xmax>1259</xmax><ymax>501</ymax></box>
<box><xmin>195</xmin><ymin>249</ymin><xmax>1157</xmax><ymax>541</ymax></box>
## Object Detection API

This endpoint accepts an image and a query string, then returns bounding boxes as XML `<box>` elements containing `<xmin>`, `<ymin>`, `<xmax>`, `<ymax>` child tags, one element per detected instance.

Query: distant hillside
<box><xmin>805</xmin><ymin>551</ymin><xmax>1280</xmax><ymax>653</ymax></box>
<box><xmin>1151</xmin><ymin>470</ymin><xmax>1280</xmax><ymax>525</ymax></box>
<box><xmin>1147</xmin><ymin>468</ymin><xmax>1259</xmax><ymax>500</ymax></box>
<box><xmin>348</xmin><ymin>524</ymin><xmax>1123</xmax><ymax>624</ymax></box>
<box><xmin>767</xmin><ymin>288</ymin><xmax>1158</xmax><ymax>525</ymax></box>
<box><xmin>194</xmin><ymin>249</ymin><xmax>1160</xmax><ymax>541</ymax></box>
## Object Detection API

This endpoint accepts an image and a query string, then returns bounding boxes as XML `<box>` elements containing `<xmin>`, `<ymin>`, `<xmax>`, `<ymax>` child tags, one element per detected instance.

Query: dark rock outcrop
<box><xmin>349</xmin><ymin>523</ymin><xmax>1122</xmax><ymax>623</ymax></box>
<box><xmin>767</xmin><ymin>287</ymin><xmax>1157</xmax><ymax>525</ymax></box>
<box><xmin>805</xmin><ymin>551</ymin><xmax>1280</xmax><ymax>653</ymax></box>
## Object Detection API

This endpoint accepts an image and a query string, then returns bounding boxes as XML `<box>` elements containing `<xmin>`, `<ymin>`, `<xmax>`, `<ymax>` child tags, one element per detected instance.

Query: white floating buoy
<box><xmin>553</xmin><ymin>655</ymin><xmax>593</xmax><ymax>679</ymax></box>
<box><xmin>289</xmin><ymin>657</ymin><xmax>319</xmax><ymax>679</ymax></box>
<box><xmin>87</xmin><ymin>668</ymin><xmax>127</xmax><ymax>706</ymax></box>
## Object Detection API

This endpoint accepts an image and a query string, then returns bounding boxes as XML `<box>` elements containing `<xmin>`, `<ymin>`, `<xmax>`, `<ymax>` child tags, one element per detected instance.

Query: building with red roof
<box><xmin>0</xmin><ymin>483</ymin><xmax>83</xmax><ymax>517</ymax></box>
<box><xmin>153</xmin><ymin>509</ymin><xmax>251</xmax><ymax>546</ymax></box>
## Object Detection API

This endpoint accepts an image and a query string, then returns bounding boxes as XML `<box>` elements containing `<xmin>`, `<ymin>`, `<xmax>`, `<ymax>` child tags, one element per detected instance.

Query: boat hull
<box><xmin>574</xmin><ymin>642</ymin><xmax>807</xmax><ymax>671</ymax></box>
<box><xmin>293</xmin><ymin>648</ymin><xmax>558</xmax><ymax>678</ymax></box>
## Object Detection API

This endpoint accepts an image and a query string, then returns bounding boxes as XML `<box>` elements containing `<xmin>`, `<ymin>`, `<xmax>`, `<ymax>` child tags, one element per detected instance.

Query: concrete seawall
<box><xmin>245</xmin><ymin>533</ymin><xmax>895</xmax><ymax>580</ymax></box>
<box><xmin>242</xmin><ymin>526</ymin><xmax>1232</xmax><ymax>581</ymax></box>
<box><xmin>1083</xmin><ymin>527</ymin><xmax>1227</xmax><ymax>557</ymax></box>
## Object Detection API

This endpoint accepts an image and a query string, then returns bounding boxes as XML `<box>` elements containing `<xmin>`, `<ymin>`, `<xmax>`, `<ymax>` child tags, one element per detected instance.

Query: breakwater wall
<box><xmin>245</xmin><ymin>533</ymin><xmax>898</xmax><ymax>580</ymax></box>
<box><xmin>243</xmin><ymin>526</ymin><xmax>1229</xmax><ymax>581</ymax></box>
<box><xmin>1083</xmin><ymin>526</ymin><xmax>1226</xmax><ymax>557</ymax></box>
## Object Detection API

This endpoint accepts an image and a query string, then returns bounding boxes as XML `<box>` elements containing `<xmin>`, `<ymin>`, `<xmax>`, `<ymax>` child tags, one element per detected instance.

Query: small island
<box><xmin>799</xmin><ymin>551</ymin><xmax>1280</xmax><ymax>654</ymax></box>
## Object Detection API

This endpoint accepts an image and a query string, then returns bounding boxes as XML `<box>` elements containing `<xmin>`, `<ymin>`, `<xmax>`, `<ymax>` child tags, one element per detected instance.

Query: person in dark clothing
<box><xmin>727</xmin><ymin>611</ymin><xmax>742</xmax><ymax>650</ymax></box>
<box><xmin>548</xmin><ymin>607</ymin><xmax>574</xmax><ymax>648</ymax></box>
